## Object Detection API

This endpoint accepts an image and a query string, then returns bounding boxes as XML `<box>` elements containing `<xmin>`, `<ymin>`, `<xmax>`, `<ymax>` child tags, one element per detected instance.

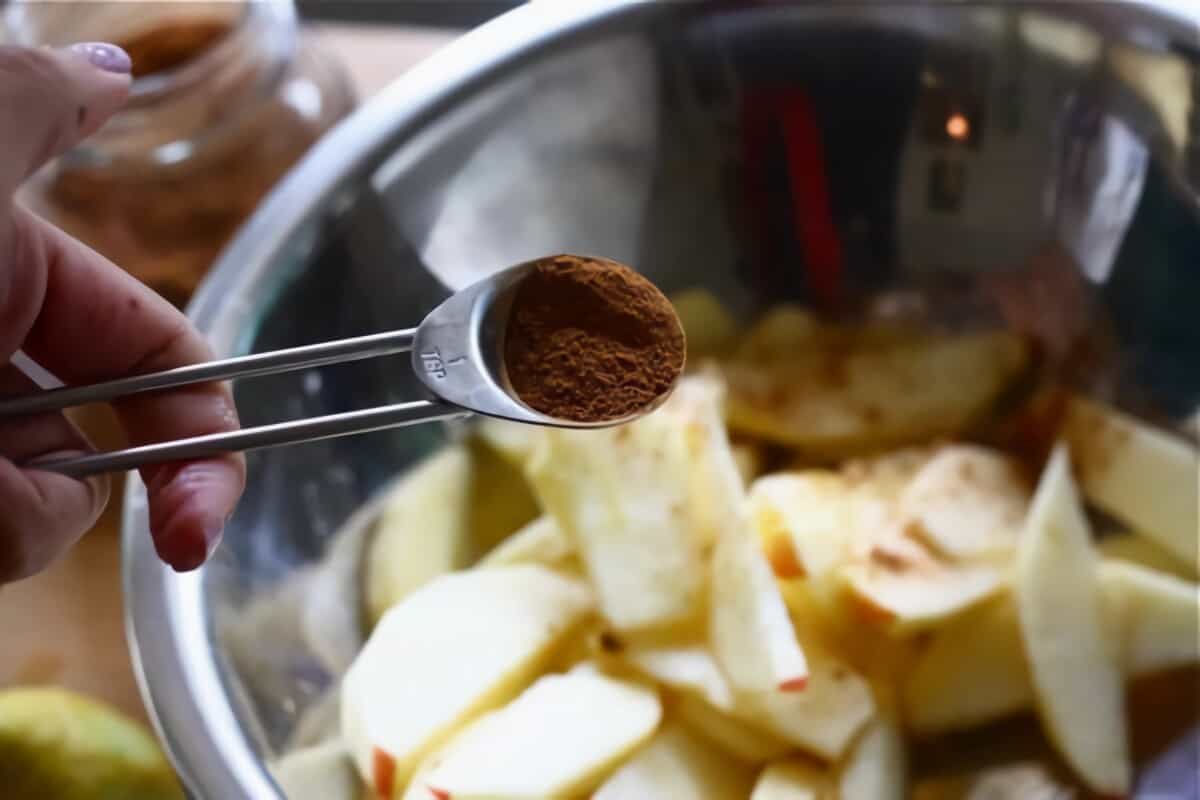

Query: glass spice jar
<box><xmin>5</xmin><ymin>0</ymin><xmax>355</xmax><ymax>307</ymax></box>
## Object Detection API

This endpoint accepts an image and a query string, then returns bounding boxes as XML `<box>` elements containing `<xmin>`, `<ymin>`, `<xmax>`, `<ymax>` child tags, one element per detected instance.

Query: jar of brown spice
<box><xmin>5</xmin><ymin>0</ymin><xmax>355</xmax><ymax>307</ymax></box>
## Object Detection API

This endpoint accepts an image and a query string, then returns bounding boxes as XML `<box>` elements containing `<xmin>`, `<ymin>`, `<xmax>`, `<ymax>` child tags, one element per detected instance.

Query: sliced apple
<box><xmin>659</xmin><ymin>374</ymin><xmax>749</xmax><ymax>550</ymax></box>
<box><xmin>1063</xmin><ymin>395</ymin><xmax>1198</xmax><ymax>568</ymax></box>
<box><xmin>478</xmin><ymin>516</ymin><xmax>573</xmax><ymax>568</ymax></box>
<box><xmin>839</xmin><ymin>530</ymin><xmax>1002</xmax><ymax>634</ymax></box>
<box><xmin>1099</xmin><ymin>531</ymin><xmax>1198</xmax><ymax>580</ymax></box>
<box><xmin>747</xmin><ymin>471</ymin><xmax>855</xmax><ymax>583</ymax></box>
<box><xmin>528</xmin><ymin>409</ymin><xmax>707</xmax><ymax>632</ymax></box>
<box><xmin>270</xmin><ymin>740</ymin><xmax>362</xmax><ymax>800</ymax></box>
<box><xmin>412</xmin><ymin>671</ymin><xmax>660</xmax><ymax>799</ymax></box>
<box><xmin>1100</xmin><ymin>559</ymin><xmax>1200</xmax><ymax>675</ymax></box>
<box><xmin>898</xmin><ymin>444</ymin><xmax>1030</xmax><ymax>559</ymax></box>
<box><xmin>341</xmin><ymin>566</ymin><xmax>594</xmax><ymax>796</ymax></box>
<box><xmin>363</xmin><ymin>446</ymin><xmax>474</xmax><ymax>627</ymax></box>
<box><xmin>621</xmin><ymin>644</ymin><xmax>734</xmax><ymax>710</ymax></box>
<box><xmin>594</xmin><ymin>721</ymin><xmax>754</xmax><ymax>799</ymax></box>
<box><xmin>733</xmin><ymin>304</ymin><xmax>821</xmax><ymax>363</ymax></box>
<box><xmin>1015</xmin><ymin>442</ymin><xmax>1130</xmax><ymax>796</ymax></box>
<box><xmin>474</xmin><ymin>417</ymin><xmax>544</xmax><ymax>469</ymax></box>
<box><xmin>902</xmin><ymin>595</ymin><xmax>1033</xmax><ymax>734</ymax></box>
<box><xmin>841</xmin><ymin>447</ymin><xmax>933</xmax><ymax>501</ymax></box>
<box><xmin>710</xmin><ymin>506</ymin><xmax>808</xmax><ymax>693</ymax></box>
<box><xmin>732</xmin><ymin>442</ymin><xmax>767</xmax><ymax>485</ymax></box>
<box><xmin>674</xmin><ymin>693</ymin><xmax>794</xmax><ymax>764</ymax></box>
<box><xmin>732</xmin><ymin>640</ymin><xmax>875</xmax><ymax>761</ymax></box>
<box><xmin>911</xmin><ymin>762</ymin><xmax>1072</xmax><ymax>800</ymax></box>
<box><xmin>837</xmin><ymin>717</ymin><xmax>906</xmax><ymax>800</ymax></box>
<box><xmin>722</xmin><ymin>328</ymin><xmax>1030</xmax><ymax>457</ymax></box>
<box><xmin>750</xmin><ymin>759</ymin><xmax>832</xmax><ymax>800</ymax></box>
<box><xmin>670</xmin><ymin>288</ymin><xmax>740</xmax><ymax>361</ymax></box>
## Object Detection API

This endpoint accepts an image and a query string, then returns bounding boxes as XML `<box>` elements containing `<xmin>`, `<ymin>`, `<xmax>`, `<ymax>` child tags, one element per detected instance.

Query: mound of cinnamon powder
<box><xmin>503</xmin><ymin>255</ymin><xmax>686</xmax><ymax>422</ymax></box>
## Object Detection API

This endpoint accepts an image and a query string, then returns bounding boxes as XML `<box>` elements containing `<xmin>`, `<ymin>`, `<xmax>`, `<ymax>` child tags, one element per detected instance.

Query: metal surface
<box><xmin>8</xmin><ymin>258</ymin><xmax>643</xmax><ymax>477</ymax></box>
<box><xmin>119</xmin><ymin>2</ymin><xmax>1200</xmax><ymax>799</ymax></box>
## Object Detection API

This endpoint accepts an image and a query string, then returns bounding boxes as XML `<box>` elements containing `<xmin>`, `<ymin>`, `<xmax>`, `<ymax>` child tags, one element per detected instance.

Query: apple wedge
<box><xmin>839</xmin><ymin>530</ymin><xmax>1002</xmax><ymax>634</ymax></box>
<box><xmin>528</xmin><ymin>410</ymin><xmax>707</xmax><ymax>632</ymax></box>
<box><xmin>1100</xmin><ymin>559</ymin><xmax>1200</xmax><ymax>675</ymax></box>
<box><xmin>478</xmin><ymin>516</ymin><xmax>573</xmax><ymax>568</ymax></box>
<box><xmin>363</xmin><ymin>446</ymin><xmax>474</xmax><ymax>627</ymax></box>
<box><xmin>898</xmin><ymin>444</ymin><xmax>1030</xmax><ymax>560</ymax></box>
<box><xmin>674</xmin><ymin>694</ymin><xmax>794</xmax><ymax>763</ymax></box>
<box><xmin>270</xmin><ymin>741</ymin><xmax>362</xmax><ymax>800</ymax></box>
<box><xmin>837</xmin><ymin>717</ymin><xmax>906</xmax><ymax>800</ymax></box>
<box><xmin>732</xmin><ymin>639</ymin><xmax>875</xmax><ymax>761</ymax></box>
<box><xmin>710</xmin><ymin>508</ymin><xmax>809</xmax><ymax>693</ymax></box>
<box><xmin>474</xmin><ymin>417</ymin><xmax>545</xmax><ymax>469</ymax></box>
<box><xmin>722</xmin><ymin>328</ymin><xmax>1030</xmax><ymax>457</ymax></box>
<box><xmin>1063</xmin><ymin>395</ymin><xmax>1198</xmax><ymax>568</ymax></box>
<box><xmin>1014</xmin><ymin>442</ymin><xmax>1130</xmax><ymax>796</ymax></box>
<box><xmin>747</xmin><ymin>471</ymin><xmax>855</xmax><ymax>583</ymax></box>
<box><xmin>750</xmin><ymin>759</ymin><xmax>832</xmax><ymax>800</ymax></box>
<box><xmin>410</xmin><ymin>671</ymin><xmax>660</xmax><ymax>799</ymax></box>
<box><xmin>341</xmin><ymin>566</ymin><xmax>594</xmax><ymax>796</ymax></box>
<box><xmin>594</xmin><ymin>721</ymin><xmax>754</xmax><ymax>799</ymax></box>
<box><xmin>902</xmin><ymin>595</ymin><xmax>1033</xmax><ymax>734</ymax></box>
<box><xmin>911</xmin><ymin>762</ymin><xmax>1073</xmax><ymax>800</ymax></box>
<box><xmin>621</xmin><ymin>645</ymin><xmax>735</xmax><ymax>710</ymax></box>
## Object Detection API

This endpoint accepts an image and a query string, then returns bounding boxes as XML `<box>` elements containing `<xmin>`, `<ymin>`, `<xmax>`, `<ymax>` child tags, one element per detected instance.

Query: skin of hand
<box><xmin>0</xmin><ymin>43</ymin><xmax>245</xmax><ymax>582</ymax></box>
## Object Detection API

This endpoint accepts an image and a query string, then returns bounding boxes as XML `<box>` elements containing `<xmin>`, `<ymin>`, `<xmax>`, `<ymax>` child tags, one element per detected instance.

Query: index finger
<box><xmin>17</xmin><ymin>209</ymin><xmax>245</xmax><ymax>571</ymax></box>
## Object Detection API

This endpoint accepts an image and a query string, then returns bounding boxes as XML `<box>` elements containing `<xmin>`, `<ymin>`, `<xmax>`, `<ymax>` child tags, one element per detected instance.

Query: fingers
<box><xmin>15</xmin><ymin>211</ymin><xmax>245</xmax><ymax>571</ymax></box>
<box><xmin>0</xmin><ymin>366</ymin><xmax>108</xmax><ymax>583</ymax></box>
<box><xmin>0</xmin><ymin>44</ymin><xmax>130</xmax><ymax>198</ymax></box>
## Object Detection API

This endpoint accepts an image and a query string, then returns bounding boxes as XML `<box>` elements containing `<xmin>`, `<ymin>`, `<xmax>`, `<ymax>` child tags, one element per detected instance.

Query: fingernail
<box><xmin>69</xmin><ymin>42</ymin><xmax>132</xmax><ymax>75</ymax></box>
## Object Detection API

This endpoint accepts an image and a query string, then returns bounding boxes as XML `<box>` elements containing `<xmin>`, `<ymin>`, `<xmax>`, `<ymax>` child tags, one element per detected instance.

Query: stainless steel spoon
<box><xmin>0</xmin><ymin>256</ymin><xmax>668</xmax><ymax>478</ymax></box>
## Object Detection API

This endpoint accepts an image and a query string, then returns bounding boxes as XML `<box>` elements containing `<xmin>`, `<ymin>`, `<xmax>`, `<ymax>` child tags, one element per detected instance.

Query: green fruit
<box><xmin>0</xmin><ymin>687</ymin><xmax>184</xmax><ymax>800</ymax></box>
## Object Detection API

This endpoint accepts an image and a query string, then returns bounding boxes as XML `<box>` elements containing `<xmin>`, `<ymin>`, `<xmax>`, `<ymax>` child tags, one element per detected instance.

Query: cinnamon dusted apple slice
<box><xmin>1015</xmin><ymin>443</ymin><xmax>1130</xmax><ymax>796</ymax></box>
<box><xmin>594</xmin><ymin>721</ymin><xmax>754</xmax><ymax>800</ymax></box>
<box><xmin>408</xmin><ymin>671</ymin><xmax>660</xmax><ymax>799</ymax></box>
<box><xmin>341</xmin><ymin>566</ymin><xmax>593</xmax><ymax>797</ymax></box>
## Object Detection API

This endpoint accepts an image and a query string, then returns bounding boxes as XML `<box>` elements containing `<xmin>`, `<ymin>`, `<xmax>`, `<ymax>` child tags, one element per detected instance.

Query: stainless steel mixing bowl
<box><xmin>122</xmin><ymin>2</ymin><xmax>1200</xmax><ymax>797</ymax></box>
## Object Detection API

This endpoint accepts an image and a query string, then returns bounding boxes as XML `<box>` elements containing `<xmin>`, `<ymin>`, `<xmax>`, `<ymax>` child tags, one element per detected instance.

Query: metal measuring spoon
<box><xmin>0</xmin><ymin>256</ymin><xmax>680</xmax><ymax>478</ymax></box>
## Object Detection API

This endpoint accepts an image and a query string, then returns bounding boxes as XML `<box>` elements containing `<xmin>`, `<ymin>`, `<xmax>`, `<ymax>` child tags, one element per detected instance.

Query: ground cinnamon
<box><xmin>504</xmin><ymin>255</ymin><xmax>686</xmax><ymax>422</ymax></box>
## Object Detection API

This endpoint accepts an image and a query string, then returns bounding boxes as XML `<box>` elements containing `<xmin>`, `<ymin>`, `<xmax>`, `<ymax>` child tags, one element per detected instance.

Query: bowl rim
<box><xmin>121</xmin><ymin>1</ymin><xmax>1199</xmax><ymax>798</ymax></box>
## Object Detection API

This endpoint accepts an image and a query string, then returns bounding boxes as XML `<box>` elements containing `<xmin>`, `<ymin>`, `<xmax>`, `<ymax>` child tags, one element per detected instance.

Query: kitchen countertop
<box><xmin>0</xmin><ymin>23</ymin><xmax>459</xmax><ymax>724</ymax></box>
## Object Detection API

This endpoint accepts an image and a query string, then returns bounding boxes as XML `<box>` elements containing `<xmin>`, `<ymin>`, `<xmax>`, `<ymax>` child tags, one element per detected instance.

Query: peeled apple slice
<box><xmin>897</xmin><ymin>444</ymin><xmax>1030</xmax><ymax>559</ymax></box>
<box><xmin>1063</xmin><ymin>395</ymin><xmax>1198</xmax><ymax>569</ymax></box>
<box><xmin>410</xmin><ymin>671</ymin><xmax>660</xmax><ymax>800</ymax></box>
<box><xmin>710</xmin><ymin>509</ymin><xmax>809</xmax><ymax>693</ymax></box>
<box><xmin>364</xmin><ymin>446</ymin><xmax>474</xmax><ymax>627</ymax></box>
<box><xmin>593</xmin><ymin>721</ymin><xmax>754</xmax><ymax>800</ymax></box>
<box><xmin>750</xmin><ymin>759</ymin><xmax>831</xmax><ymax>800</ymax></box>
<box><xmin>477</xmin><ymin>516</ymin><xmax>573</xmax><ymax>568</ymax></box>
<box><xmin>1014</xmin><ymin>443</ymin><xmax>1130</xmax><ymax>796</ymax></box>
<box><xmin>722</xmin><ymin>328</ymin><xmax>1030</xmax><ymax>457</ymax></box>
<box><xmin>669</xmin><ymin>288</ymin><xmax>740</xmax><ymax>360</ymax></box>
<box><xmin>748</xmin><ymin>471</ymin><xmax>855</xmax><ymax>582</ymax></box>
<box><xmin>902</xmin><ymin>596</ymin><xmax>1032</xmax><ymax>734</ymax></box>
<box><xmin>674</xmin><ymin>694</ymin><xmax>794</xmax><ymax>764</ymax></box>
<box><xmin>837</xmin><ymin>717</ymin><xmax>907</xmax><ymax>800</ymax></box>
<box><xmin>1099</xmin><ymin>559</ymin><xmax>1200</xmax><ymax>675</ymax></box>
<box><xmin>529</xmin><ymin>412</ymin><xmax>706</xmax><ymax>632</ymax></box>
<box><xmin>341</xmin><ymin>566</ymin><xmax>594</xmax><ymax>797</ymax></box>
<box><xmin>1099</xmin><ymin>531</ymin><xmax>1197</xmax><ymax>580</ymax></box>
<box><xmin>731</xmin><ymin>640</ymin><xmax>875</xmax><ymax>761</ymax></box>
<box><xmin>621</xmin><ymin>644</ymin><xmax>735</xmax><ymax>710</ymax></box>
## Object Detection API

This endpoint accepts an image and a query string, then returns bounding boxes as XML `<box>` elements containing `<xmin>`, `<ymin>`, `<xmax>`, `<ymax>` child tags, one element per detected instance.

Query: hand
<box><xmin>0</xmin><ymin>43</ymin><xmax>245</xmax><ymax>582</ymax></box>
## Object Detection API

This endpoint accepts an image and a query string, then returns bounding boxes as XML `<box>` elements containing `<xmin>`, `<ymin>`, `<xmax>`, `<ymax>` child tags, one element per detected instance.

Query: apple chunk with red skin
<box><xmin>341</xmin><ymin>565</ymin><xmax>593</xmax><ymax>797</ymax></box>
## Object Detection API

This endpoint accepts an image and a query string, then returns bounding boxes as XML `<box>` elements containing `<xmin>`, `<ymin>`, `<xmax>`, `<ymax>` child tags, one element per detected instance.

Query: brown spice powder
<box><xmin>503</xmin><ymin>255</ymin><xmax>686</xmax><ymax>422</ymax></box>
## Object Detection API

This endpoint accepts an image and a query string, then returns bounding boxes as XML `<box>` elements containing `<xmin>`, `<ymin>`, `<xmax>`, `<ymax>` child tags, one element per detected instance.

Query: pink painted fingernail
<box><xmin>69</xmin><ymin>42</ymin><xmax>132</xmax><ymax>74</ymax></box>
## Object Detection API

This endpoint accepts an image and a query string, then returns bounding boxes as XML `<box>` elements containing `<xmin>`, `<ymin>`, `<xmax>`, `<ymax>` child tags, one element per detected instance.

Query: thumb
<box><xmin>0</xmin><ymin>43</ymin><xmax>131</xmax><ymax>198</ymax></box>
